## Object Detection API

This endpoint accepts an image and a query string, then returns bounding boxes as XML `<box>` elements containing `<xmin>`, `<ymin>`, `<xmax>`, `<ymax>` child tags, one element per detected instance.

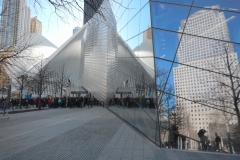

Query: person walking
<box><xmin>90</xmin><ymin>96</ymin><xmax>94</xmax><ymax>108</ymax></box>
<box><xmin>66</xmin><ymin>98</ymin><xmax>68</xmax><ymax>108</ymax></box>
<box><xmin>198</xmin><ymin>129</ymin><xmax>207</xmax><ymax>151</ymax></box>
<box><xmin>2</xmin><ymin>98</ymin><xmax>10</xmax><ymax>119</ymax></box>
<box><xmin>87</xmin><ymin>96</ymin><xmax>90</xmax><ymax>109</ymax></box>
<box><xmin>215</xmin><ymin>132</ymin><xmax>221</xmax><ymax>152</ymax></box>
<box><xmin>58</xmin><ymin>98</ymin><xmax>62</xmax><ymax>108</ymax></box>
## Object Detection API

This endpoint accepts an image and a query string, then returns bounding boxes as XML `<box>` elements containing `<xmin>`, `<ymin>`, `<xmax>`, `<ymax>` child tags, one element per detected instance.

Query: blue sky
<box><xmin>28</xmin><ymin>0</ymin><xmax>83</xmax><ymax>47</ymax></box>
<box><xmin>27</xmin><ymin>0</ymin><xmax>150</xmax><ymax>47</ymax></box>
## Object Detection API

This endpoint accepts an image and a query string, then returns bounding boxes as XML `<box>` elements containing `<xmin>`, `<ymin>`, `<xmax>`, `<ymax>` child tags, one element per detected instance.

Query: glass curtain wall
<box><xmin>109</xmin><ymin>0</ymin><xmax>159</xmax><ymax>146</ymax></box>
<box><xmin>152</xmin><ymin>0</ymin><xmax>240</xmax><ymax>153</ymax></box>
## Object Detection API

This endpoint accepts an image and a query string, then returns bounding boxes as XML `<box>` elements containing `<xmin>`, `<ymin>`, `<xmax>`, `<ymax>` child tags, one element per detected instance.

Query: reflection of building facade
<box><xmin>83</xmin><ymin>0</ymin><xmax>104</xmax><ymax>24</ymax></box>
<box><xmin>72</xmin><ymin>26</ymin><xmax>81</xmax><ymax>35</ymax></box>
<box><xmin>0</xmin><ymin>49</ymin><xmax>12</xmax><ymax>90</ymax></box>
<box><xmin>143</xmin><ymin>27</ymin><xmax>152</xmax><ymax>41</ymax></box>
<box><xmin>5</xmin><ymin>0</ymin><xmax>155</xmax><ymax>147</ymax></box>
<box><xmin>0</xmin><ymin>64</ymin><xmax>10</xmax><ymax>90</ymax></box>
<box><xmin>30</xmin><ymin>16</ymin><xmax>42</xmax><ymax>34</ymax></box>
<box><xmin>174</xmin><ymin>6</ymin><xmax>238</xmax><ymax>133</ymax></box>
<box><xmin>41</xmin><ymin>0</ymin><xmax>154</xmax><ymax>104</ymax></box>
<box><xmin>0</xmin><ymin>0</ymin><xmax>30</xmax><ymax>48</ymax></box>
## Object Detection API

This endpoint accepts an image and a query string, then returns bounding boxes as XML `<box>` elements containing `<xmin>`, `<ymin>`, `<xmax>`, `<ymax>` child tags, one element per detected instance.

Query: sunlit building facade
<box><xmin>0</xmin><ymin>0</ymin><xmax>30</xmax><ymax>48</ymax></box>
<box><xmin>30</xmin><ymin>16</ymin><xmax>42</xmax><ymax>34</ymax></box>
<box><xmin>174</xmin><ymin>5</ymin><xmax>239</xmax><ymax>133</ymax></box>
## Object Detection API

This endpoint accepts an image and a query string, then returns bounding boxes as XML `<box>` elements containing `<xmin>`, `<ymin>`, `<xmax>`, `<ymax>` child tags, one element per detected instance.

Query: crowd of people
<box><xmin>110</xmin><ymin>96</ymin><xmax>155</xmax><ymax>108</ymax></box>
<box><xmin>0</xmin><ymin>95</ymin><xmax>103</xmax><ymax>111</ymax></box>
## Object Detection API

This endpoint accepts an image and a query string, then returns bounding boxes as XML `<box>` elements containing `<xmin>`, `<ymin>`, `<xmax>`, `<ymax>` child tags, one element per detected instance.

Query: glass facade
<box><xmin>151</xmin><ymin>0</ymin><xmax>240</xmax><ymax>153</ymax></box>
<box><xmin>5</xmin><ymin>0</ymin><xmax>240</xmax><ymax>154</ymax></box>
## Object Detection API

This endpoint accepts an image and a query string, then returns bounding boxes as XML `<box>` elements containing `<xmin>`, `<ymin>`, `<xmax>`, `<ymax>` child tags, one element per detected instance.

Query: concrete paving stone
<box><xmin>3</xmin><ymin>109</ymin><xmax>123</xmax><ymax>160</ymax></box>
<box><xmin>97</xmin><ymin>155</ymin><xmax>110</xmax><ymax>160</ymax></box>
<box><xmin>133</xmin><ymin>149</ymin><xmax>144</xmax><ymax>158</ymax></box>
<box><xmin>110</xmin><ymin>148</ymin><xmax>124</xmax><ymax>159</ymax></box>
<box><xmin>1</xmin><ymin>107</ymin><xmax>240</xmax><ymax>160</ymax></box>
<box><xmin>115</xmin><ymin>138</ymin><xmax>127</xmax><ymax>149</ymax></box>
<box><xmin>106</xmin><ymin>142</ymin><xmax>117</xmax><ymax>148</ymax></box>
<box><xmin>163</xmin><ymin>149</ymin><xmax>180</xmax><ymax>160</ymax></box>
<box><xmin>126</xmin><ymin>137</ymin><xmax>135</xmax><ymax>143</ymax></box>
<box><xmin>125</xmin><ymin>143</ymin><xmax>135</xmax><ymax>150</ymax></box>
<box><xmin>143</xmin><ymin>149</ymin><xmax>155</xmax><ymax>159</ymax></box>
<box><xmin>174</xmin><ymin>151</ymin><xmax>203</xmax><ymax>160</ymax></box>
<box><xmin>122</xmin><ymin>148</ymin><xmax>134</xmax><ymax>158</ymax></box>
<box><xmin>132</xmin><ymin>156</ymin><xmax>143</xmax><ymax>160</ymax></box>
<box><xmin>134</xmin><ymin>139</ymin><xmax>144</xmax><ymax>150</ymax></box>
<box><xmin>111</xmin><ymin>136</ymin><xmax>122</xmax><ymax>143</ymax></box>
<box><xmin>121</xmin><ymin>157</ymin><xmax>132</xmax><ymax>160</ymax></box>
<box><xmin>121</xmin><ymin>130</ymin><xmax>130</xmax><ymax>138</ymax></box>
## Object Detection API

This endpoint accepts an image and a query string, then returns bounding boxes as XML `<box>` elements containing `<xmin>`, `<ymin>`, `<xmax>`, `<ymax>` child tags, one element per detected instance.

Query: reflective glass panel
<box><xmin>139</xmin><ymin>2</ymin><xmax>151</xmax><ymax>33</ymax></box>
<box><xmin>151</xmin><ymin>2</ymin><xmax>191</xmax><ymax>32</ymax></box>
<box><xmin>194</xmin><ymin>0</ymin><xmax>240</xmax><ymax>12</ymax></box>
<box><xmin>153</xmin><ymin>29</ymin><xmax>180</xmax><ymax>61</ymax></box>
<box><xmin>153</xmin><ymin>0</ymin><xmax>193</xmax><ymax>5</ymax></box>
<box><xmin>184</xmin><ymin>7</ymin><xmax>240</xmax><ymax>44</ymax></box>
<box><xmin>126</xmin><ymin>13</ymin><xmax>140</xmax><ymax>40</ymax></box>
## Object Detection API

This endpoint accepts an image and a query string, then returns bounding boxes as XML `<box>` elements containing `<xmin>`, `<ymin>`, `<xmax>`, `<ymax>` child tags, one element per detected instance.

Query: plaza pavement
<box><xmin>0</xmin><ymin>106</ymin><xmax>240</xmax><ymax>160</ymax></box>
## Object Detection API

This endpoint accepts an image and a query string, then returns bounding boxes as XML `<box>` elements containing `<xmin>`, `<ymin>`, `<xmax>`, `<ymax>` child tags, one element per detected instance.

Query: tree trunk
<box><xmin>227</xmin><ymin>132</ymin><xmax>233</xmax><ymax>153</ymax></box>
<box><xmin>225</xmin><ymin>123</ymin><xmax>233</xmax><ymax>153</ymax></box>
<box><xmin>38</xmin><ymin>95</ymin><xmax>41</xmax><ymax>110</ymax></box>
<box><xmin>60</xmin><ymin>85</ymin><xmax>63</xmax><ymax>98</ymax></box>
<box><xmin>236</xmin><ymin>110</ymin><xmax>240</xmax><ymax>130</ymax></box>
<box><xmin>20</xmin><ymin>90</ymin><xmax>22</xmax><ymax>109</ymax></box>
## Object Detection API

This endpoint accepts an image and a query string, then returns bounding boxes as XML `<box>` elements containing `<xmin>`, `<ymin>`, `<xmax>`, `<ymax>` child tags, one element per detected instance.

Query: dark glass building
<box><xmin>83</xmin><ymin>0</ymin><xmax>104</xmax><ymax>24</ymax></box>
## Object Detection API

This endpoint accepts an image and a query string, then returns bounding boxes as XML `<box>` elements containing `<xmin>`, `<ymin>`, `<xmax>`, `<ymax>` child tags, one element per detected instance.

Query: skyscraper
<box><xmin>83</xmin><ymin>0</ymin><xmax>104</xmax><ymax>24</ymax></box>
<box><xmin>30</xmin><ymin>16</ymin><xmax>42</xmax><ymax>34</ymax></box>
<box><xmin>174</xmin><ymin>5</ymin><xmax>238</xmax><ymax>133</ymax></box>
<box><xmin>143</xmin><ymin>27</ymin><xmax>152</xmax><ymax>41</ymax></box>
<box><xmin>73</xmin><ymin>26</ymin><xmax>81</xmax><ymax>35</ymax></box>
<box><xmin>0</xmin><ymin>0</ymin><xmax>30</xmax><ymax>48</ymax></box>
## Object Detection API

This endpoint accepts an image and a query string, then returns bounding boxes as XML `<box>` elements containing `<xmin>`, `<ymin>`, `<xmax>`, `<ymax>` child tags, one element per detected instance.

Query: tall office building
<box><xmin>174</xmin><ymin>6</ymin><xmax>238</xmax><ymax>133</ymax></box>
<box><xmin>143</xmin><ymin>27</ymin><xmax>152</xmax><ymax>41</ymax></box>
<box><xmin>30</xmin><ymin>16</ymin><xmax>42</xmax><ymax>34</ymax></box>
<box><xmin>0</xmin><ymin>0</ymin><xmax>30</xmax><ymax>48</ymax></box>
<box><xmin>83</xmin><ymin>0</ymin><xmax>104</xmax><ymax>24</ymax></box>
<box><xmin>73</xmin><ymin>26</ymin><xmax>81</xmax><ymax>35</ymax></box>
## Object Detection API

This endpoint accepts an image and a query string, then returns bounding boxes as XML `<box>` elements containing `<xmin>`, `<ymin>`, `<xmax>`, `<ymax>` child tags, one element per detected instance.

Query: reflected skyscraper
<box><xmin>0</xmin><ymin>0</ymin><xmax>30</xmax><ymax>47</ymax></box>
<box><xmin>174</xmin><ymin>5</ymin><xmax>238</xmax><ymax>133</ymax></box>
<box><xmin>73</xmin><ymin>26</ymin><xmax>81</xmax><ymax>35</ymax></box>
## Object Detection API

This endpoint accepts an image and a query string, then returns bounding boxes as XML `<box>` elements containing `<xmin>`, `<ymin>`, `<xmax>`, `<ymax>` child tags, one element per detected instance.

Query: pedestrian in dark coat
<box><xmin>2</xmin><ymin>98</ymin><xmax>10</xmax><ymax>119</ymax></box>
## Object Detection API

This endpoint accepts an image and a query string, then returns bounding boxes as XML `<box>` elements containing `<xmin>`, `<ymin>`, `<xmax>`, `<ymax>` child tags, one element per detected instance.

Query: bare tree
<box><xmin>204</xmin><ymin>42</ymin><xmax>240</xmax><ymax>130</ymax></box>
<box><xmin>54</xmin><ymin>64</ymin><xmax>71</xmax><ymax>98</ymax></box>
<box><xmin>29</xmin><ymin>60</ymin><xmax>55</xmax><ymax>109</ymax></box>
<box><xmin>11</xmin><ymin>74</ymin><xmax>28</xmax><ymax>109</ymax></box>
<box><xmin>30</xmin><ymin>0</ymin><xmax>129</xmax><ymax>24</ymax></box>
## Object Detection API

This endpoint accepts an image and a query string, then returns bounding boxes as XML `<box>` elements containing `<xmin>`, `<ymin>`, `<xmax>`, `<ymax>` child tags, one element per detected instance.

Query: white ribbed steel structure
<box><xmin>81</xmin><ymin>0</ymin><xmax>118</xmax><ymax>104</ymax></box>
<box><xmin>5</xmin><ymin>0</ymin><xmax>155</xmax><ymax>104</ymax></box>
<box><xmin>4</xmin><ymin>33</ymin><xmax>58</xmax><ymax>91</ymax></box>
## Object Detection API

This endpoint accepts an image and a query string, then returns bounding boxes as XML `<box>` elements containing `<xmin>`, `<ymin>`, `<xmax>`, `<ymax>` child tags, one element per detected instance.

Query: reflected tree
<box><xmin>29</xmin><ymin>60</ymin><xmax>55</xmax><ymax>109</ymax></box>
<box><xmin>53</xmin><ymin>64</ymin><xmax>71</xmax><ymax>98</ymax></box>
<box><xmin>204</xmin><ymin>42</ymin><xmax>240</xmax><ymax>130</ymax></box>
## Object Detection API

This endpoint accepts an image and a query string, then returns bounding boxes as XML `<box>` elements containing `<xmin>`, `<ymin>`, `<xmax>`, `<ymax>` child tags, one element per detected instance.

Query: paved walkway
<box><xmin>0</xmin><ymin>106</ymin><xmax>49</xmax><ymax>115</ymax></box>
<box><xmin>0</xmin><ymin>107</ymin><xmax>239</xmax><ymax>160</ymax></box>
